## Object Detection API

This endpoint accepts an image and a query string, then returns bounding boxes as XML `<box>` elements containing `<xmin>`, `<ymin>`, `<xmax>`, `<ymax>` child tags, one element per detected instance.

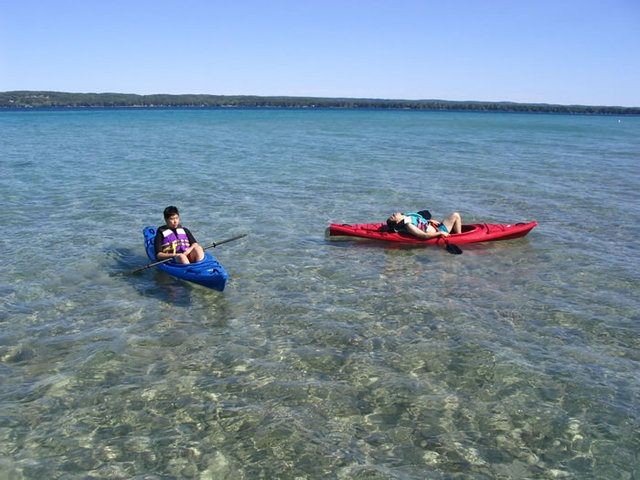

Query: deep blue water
<box><xmin>1</xmin><ymin>109</ymin><xmax>639</xmax><ymax>478</ymax></box>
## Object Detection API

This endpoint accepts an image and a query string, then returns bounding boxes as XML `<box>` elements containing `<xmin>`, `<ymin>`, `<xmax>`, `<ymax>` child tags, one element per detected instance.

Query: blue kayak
<box><xmin>143</xmin><ymin>226</ymin><xmax>228</xmax><ymax>291</ymax></box>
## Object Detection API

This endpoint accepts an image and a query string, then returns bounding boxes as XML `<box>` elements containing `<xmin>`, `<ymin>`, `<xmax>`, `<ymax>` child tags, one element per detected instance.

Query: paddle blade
<box><xmin>445</xmin><ymin>242</ymin><xmax>463</xmax><ymax>255</ymax></box>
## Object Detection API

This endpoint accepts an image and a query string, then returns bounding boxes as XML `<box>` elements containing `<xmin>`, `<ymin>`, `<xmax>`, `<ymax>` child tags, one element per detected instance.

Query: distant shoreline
<box><xmin>1</xmin><ymin>91</ymin><xmax>638</xmax><ymax>115</ymax></box>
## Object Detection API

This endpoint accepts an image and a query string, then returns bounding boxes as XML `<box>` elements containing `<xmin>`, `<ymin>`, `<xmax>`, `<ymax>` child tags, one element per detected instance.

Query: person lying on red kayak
<box><xmin>154</xmin><ymin>206</ymin><xmax>205</xmax><ymax>264</ymax></box>
<box><xmin>386</xmin><ymin>210</ymin><xmax>463</xmax><ymax>239</ymax></box>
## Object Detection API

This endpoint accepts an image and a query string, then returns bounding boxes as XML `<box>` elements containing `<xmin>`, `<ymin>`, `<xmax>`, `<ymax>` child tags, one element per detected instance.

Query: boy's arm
<box><xmin>181</xmin><ymin>228</ymin><xmax>199</xmax><ymax>255</ymax></box>
<box><xmin>405</xmin><ymin>222</ymin><xmax>446</xmax><ymax>239</ymax></box>
<box><xmin>154</xmin><ymin>229</ymin><xmax>177</xmax><ymax>260</ymax></box>
<box><xmin>184</xmin><ymin>227</ymin><xmax>197</xmax><ymax>245</ymax></box>
<box><xmin>154</xmin><ymin>231</ymin><xmax>164</xmax><ymax>259</ymax></box>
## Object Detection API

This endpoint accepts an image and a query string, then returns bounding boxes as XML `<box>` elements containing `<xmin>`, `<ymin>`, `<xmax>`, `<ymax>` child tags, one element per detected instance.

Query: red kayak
<box><xmin>327</xmin><ymin>221</ymin><xmax>537</xmax><ymax>246</ymax></box>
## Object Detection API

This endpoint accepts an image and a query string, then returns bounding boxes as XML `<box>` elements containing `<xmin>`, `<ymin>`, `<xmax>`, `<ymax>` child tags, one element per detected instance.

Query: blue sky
<box><xmin>1</xmin><ymin>0</ymin><xmax>639</xmax><ymax>106</ymax></box>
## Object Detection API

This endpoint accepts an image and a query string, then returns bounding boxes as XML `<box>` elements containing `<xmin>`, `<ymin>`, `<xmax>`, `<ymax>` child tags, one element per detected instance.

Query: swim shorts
<box><xmin>437</xmin><ymin>223</ymin><xmax>449</xmax><ymax>234</ymax></box>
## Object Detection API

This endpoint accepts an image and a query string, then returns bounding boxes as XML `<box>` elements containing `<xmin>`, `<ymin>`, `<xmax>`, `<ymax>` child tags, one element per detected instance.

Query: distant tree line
<box><xmin>1</xmin><ymin>91</ymin><xmax>638</xmax><ymax>115</ymax></box>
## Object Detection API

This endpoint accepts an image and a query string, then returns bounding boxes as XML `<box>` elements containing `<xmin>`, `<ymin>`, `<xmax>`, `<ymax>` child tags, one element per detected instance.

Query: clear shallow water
<box><xmin>1</xmin><ymin>109</ymin><xmax>639</xmax><ymax>479</ymax></box>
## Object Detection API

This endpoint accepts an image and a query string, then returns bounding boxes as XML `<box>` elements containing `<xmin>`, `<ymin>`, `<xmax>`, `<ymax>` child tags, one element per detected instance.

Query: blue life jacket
<box><xmin>400</xmin><ymin>212</ymin><xmax>431</xmax><ymax>232</ymax></box>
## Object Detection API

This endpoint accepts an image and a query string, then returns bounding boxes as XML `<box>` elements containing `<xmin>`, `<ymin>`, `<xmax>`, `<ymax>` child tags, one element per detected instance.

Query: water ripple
<box><xmin>1</xmin><ymin>109</ymin><xmax>638</xmax><ymax>478</ymax></box>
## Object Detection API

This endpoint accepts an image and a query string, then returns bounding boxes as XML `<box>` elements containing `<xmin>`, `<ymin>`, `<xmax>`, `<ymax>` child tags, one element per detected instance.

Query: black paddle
<box><xmin>444</xmin><ymin>240</ymin><xmax>463</xmax><ymax>255</ymax></box>
<box><xmin>130</xmin><ymin>233</ymin><xmax>247</xmax><ymax>274</ymax></box>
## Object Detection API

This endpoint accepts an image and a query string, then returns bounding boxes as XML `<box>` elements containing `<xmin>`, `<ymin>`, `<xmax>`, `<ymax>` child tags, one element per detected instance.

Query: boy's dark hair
<box><xmin>386</xmin><ymin>218</ymin><xmax>401</xmax><ymax>232</ymax></box>
<box><xmin>163</xmin><ymin>206</ymin><xmax>180</xmax><ymax>220</ymax></box>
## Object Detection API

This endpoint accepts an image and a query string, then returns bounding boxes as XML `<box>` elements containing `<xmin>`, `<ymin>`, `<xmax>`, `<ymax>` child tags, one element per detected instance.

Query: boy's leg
<box><xmin>188</xmin><ymin>244</ymin><xmax>205</xmax><ymax>263</ymax></box>
<box><xmin>175</xmin><ymin>253</ymin><xmax>190</xmax><ymax>264</ymax></box>
<box><xmin>442</xmin><ymin>212</ymin><xmax>462</xmax><ymax>234</ymax></box>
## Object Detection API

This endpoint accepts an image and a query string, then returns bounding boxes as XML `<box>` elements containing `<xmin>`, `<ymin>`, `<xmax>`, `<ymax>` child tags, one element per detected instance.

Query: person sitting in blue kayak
<box><xmin>386</xmin><ymin>209</ymin><xmax>462</xmax><ymax>239</ymax></box>
<box><xmin>154</xmin><ymin>206</ymin><xmax>205</xmax><ymax>264</ymax></box>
